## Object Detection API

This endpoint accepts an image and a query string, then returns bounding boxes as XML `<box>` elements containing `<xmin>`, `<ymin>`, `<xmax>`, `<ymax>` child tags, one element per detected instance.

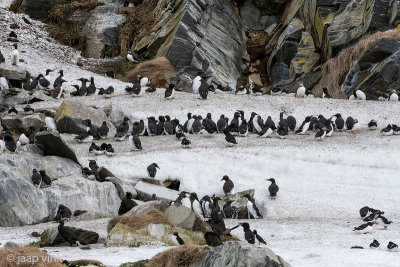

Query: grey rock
<box><xmin>35</xmin><ymin>131</ymin><xmax>80</xmax><ymax>165</ymax></box>
<box><xmin>20</xmin><ymin>0</ymin><xmax>64</xmax><ymax>20</ymax></box>
<box><xmin>54</xmin><ymin>99</ymin><xmax>116</xmax><ymax>137</ymax></box>
<box><xmin>126</xmin><ymin>200</ymin><xmax>169</xmax><ymax>216</ymax></box>
<box><xmin>1</xmin><ymin>113</ymin><xmax>45</xmax><ymax>135</ymax></box>
<box><xmin>4</xmin><ymin>242</ymin><xmax>20</xmax><ymax>248</ymax></box>
<box><xmin>0</xmin><ymin>63</ymin><xmax>29</xmax><ymax>86</ymax></box>
<box><xmin>240</xmin><ymin>0</ymin><xmax>279</xmax><ymax>30</ymax></box>
<box><xmin>193</xmin><ymin>241</ymin><xmax>291</xmax><ymax>267</ymax></box>
<box><xmin>164</xmin><ymin>205</ymin><xmax>204</xmax><ymax>231</ymax></box>
<box><xmin>218</xmin><ymin>189</ymin><xmax>254</xmax><ymax>219</ymax></box>
<box><xmin>134</xmin><ymin>181</ymin><xmax>179</xmax><ymax>202</ymax></box>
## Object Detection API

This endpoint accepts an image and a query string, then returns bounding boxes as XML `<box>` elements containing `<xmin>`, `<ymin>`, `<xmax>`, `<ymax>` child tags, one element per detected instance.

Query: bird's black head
<box><xmin>243</xmin><ymin>194</ymin><xmax>251</xmax><ymax>200</ymax></box>
<box><xmin>207</xmin><ymin>113</ymin><xmax>212</xmax><ymax>119</ymax></box>
<box><xmin>253</xmin><ymin>230</ymin><xmax>257</xmax><ymax>234</ymax></box>
<box><xmin>152</xmin><ymin>163</ymin><xmax>159</xmax><ymax>169</ymax></box>
<box><xmin>168</xmin><ymin>84</ymin><xmax>175</xmax><ymax>89</ymax></box>
<box><xmin>240</xmin><ymin>222</ymin><xmax>250</xmax><ymax>230</ymax></box>
<box><xmin>90</xmin><ymin>77</ymin><xmax>94</xmax><ymax>82</ymax></box>
<box><xmin>165</xmin><ymin>115</ymin><xmax>171</xmax><ymax>121</ymax></box>
<box><xmin>32</xmin><ymin>168</ymin><xmax>37</xmax><ymax>173</ymax></box>
<box><xmin>159</xmin><ymin>116</ymin><xmax>165</xmax><ymax>121</ymax></box>
<box><xmin>187</xmin><ymin>113</ymin><xmax>192</xmax><ymax>119</ymax></box>
<box><xmin>45</xmin><ymin>69</ymin><xmax>53</xmax><ymax>75</ymax></box>
<box><xmin>126</xmin><ymin>192</ymin><xmax>133</xmax><ymax>199</ymax></box>
<box><xmin>267</xmin><ymin>178</ymin><xmax>275</xmax><ymax>183</ymax></box>
<box><xmin>13</xmin><ymin>43</ymin><xmax>18</xmax><ymax>49</ymax></box>
<box><xmin>221</xmin><ymin>175</ymin><xmax>229</xmax><ymax>181</ymax></box>
<box><xmin>220</xmin><ymin>114</ymin><xmax>225</xmax><ymax>119</ymax></box>
<box><xmin>39</xmin><ymin>170</ymin><xmax>46</xmax><ymax>175</ymax></box>
<box><xmin>323</xmin><ymin>87</ymin><xmax>328</xmax><ymax>93</ymax></box>
<box><xmin>173</xmin><ymin>232</ymin><xmax>179</xmax><ymax>236</ymax></box>
<box><xmin>304</xmin><ymin>116</ymin><xmax>312</xmax><ymax>122</ymax></box>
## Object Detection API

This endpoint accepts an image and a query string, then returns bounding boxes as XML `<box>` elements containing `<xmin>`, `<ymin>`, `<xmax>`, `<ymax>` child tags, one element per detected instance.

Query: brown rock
<box><xmin>31</xmin><ymin>232</ymin><xmax>41</xmax><ymax>237</ymax></box>
<box><xmin>10</xmin><ymin>23</ymin><xmax>20</xmax><ymax>29</ymax></box>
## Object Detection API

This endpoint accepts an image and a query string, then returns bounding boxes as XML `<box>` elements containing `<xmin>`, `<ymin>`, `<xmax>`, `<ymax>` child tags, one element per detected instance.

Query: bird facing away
<box><xmin>221</xmin><ymin>175</ymin><xmax>234</xmax><ymax>195</ymax></box>
<box><xmin>266</xmin><ymin>178</ymin><xmax>279</xmax><ymax>198</ymax></box>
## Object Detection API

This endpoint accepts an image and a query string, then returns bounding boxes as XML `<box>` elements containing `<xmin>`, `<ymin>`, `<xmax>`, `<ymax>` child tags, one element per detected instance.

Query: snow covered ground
<box><xmin>1</xmin><ymin>7</ymin><xmax>400</xmax><ymax>267</ymax></box>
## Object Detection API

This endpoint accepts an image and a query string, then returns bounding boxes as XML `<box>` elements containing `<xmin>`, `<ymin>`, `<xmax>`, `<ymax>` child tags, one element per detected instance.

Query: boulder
<box><xmin>134</xmin><ymin>181</ymin><xmax>179</xmax><ymax>202</ymax></box>
<box><xmin>41</xmin><ymin>226</ymin><xmax>99</xmax><ymax>245</ymax></box>
<box><xmin>239</xmin><ymin>0</ymin><xmax>279</xmax><ymax>31</ymax></box>
<box><xmin>54</xmin><ymin>99</ymin><xmax>115</xmax><ymax>137</ymax></box>
<box><xmin>126</xmin><ymin>200</ymin><xmax>169</xmax><ymax>216</ymax></box>
<box><xmin>106</xmin><ymin>223</ymin><xmax>206</xmax><ymax>247</ymax></box>
<box><xmin>0</xmin><ymin>63</ymin><xmax>28</xmax><ymax>88</ymax></box>
<box><xmin>1</xmin><ymin>113</ymin><xmax>45</xmax><ymax>135</ymax></box>
<box><xmin>290</xmin><ymin>31</ymin><xmax>320</xmax><ymax>78</ymax></box>
<box><xmin>218</xmin><ymin>189</ymin><xmax>254</xmax><ymax>219</ymax></box>
<box><xmin>35</xmin><ymin>131</ymin><xmax>80</xmax><ymax>165</ymax></box>
<box><xmin>20</xmin><ymin>0</ymin><xmax>64</xmax><ymax>20</ymax></box>
<box><xmin>0</xmin><ymin>173</ymin><xmax>48</xmax><ymax>227</ymax></box>
<box><xmin>134</xmin><ymin>0</ymin><xmax>247</xmax><ymax>90</ymax></box>
<box><xmin>164</xmin><ymin>205</ymin><xmax>204</xmax><ymax>231</ymax></box>
<box><xmin>193</xmin><ymin>241</ymin><xmax>291</xmax><ymax>267</ymax></box>
<box><xmin>80</xmin><ymin>1</ymin><xmax>126</xmax><ymax>58</ymax></box>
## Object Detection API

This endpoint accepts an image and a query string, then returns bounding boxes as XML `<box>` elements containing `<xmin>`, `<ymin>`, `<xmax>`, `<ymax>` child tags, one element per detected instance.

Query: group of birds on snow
<box><xmin>353</xmin><ymin>206</ymin><xmax>397</xmax><ymax>252</ymax></box>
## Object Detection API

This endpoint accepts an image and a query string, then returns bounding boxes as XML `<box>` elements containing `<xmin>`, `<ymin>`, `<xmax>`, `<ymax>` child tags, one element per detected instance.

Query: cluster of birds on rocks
<box><xmin>353</xmin><ymin>206</ymin><xmax>397</xmax><ymax>252</ymax></box>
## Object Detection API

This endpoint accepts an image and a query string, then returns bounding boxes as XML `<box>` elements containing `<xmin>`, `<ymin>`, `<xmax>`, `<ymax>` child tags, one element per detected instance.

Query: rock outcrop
<box><xmin>2</xmin><ymin>113</ymin><xmax>45</xmax><ymax>135</ymax></box>
<box><xmin>193</xmin><ymin>241</ymin><xmax>291</xmax><ymax>267</ymax></box>
<box><xmin>164</xmin><ymin>205</ymin><xmax>204</xmax><ymax>231</ymax></box>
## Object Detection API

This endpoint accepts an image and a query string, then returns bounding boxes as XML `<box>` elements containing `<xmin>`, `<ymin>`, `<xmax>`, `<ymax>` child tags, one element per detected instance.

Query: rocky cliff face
<box><xmin>11</xmin><ymin>0</ymin><xmax>400</xmax><ymax>97</ymax></box>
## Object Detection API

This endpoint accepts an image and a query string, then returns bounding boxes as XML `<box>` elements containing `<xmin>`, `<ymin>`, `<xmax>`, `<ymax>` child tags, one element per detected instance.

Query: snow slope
<box><xmin>1</xmin><ymin>7</ymin><xmax>400</xmax><ymax>267</ymax></box>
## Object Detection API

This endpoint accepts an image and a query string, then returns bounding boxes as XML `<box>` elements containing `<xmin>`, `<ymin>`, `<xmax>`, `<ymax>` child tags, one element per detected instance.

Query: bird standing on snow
<box><xmin>295</xmin><ymin>116</ymin><xmax>311</xmax><ymax>135</ymax></box>
<box><xmin>296</xmin><ymin>83</ymin><xmax>306</xmax><ymax>98</ymax></box>
<box><xmin>221</xmin><ymin>175</ymin><xmax>234</xmax><ymax>195</ymax></box>
<box><xmin>223</xmin><ymin>129</ymin><xmax>237</xmax><ymax>146</ymax></box>
<box><xmin>217</xmin><ymin>115</ymin><xmax>228</xmax><ymax>133</ymax></box>
<box><xmin>164</xmin><ymin>84</ymin><xmax>175</xmax><ymax>100</ymax></box>
<box><xmin>171</xmin><ymin>232</ymin><xmax>185</xmax><ymax>246</ymax></box>
<box><xmin>147</xmin><ymin>163</ymin><xmax>159</xmax><ymax>178</ymax></box>
<box><xmin>235</xmin><ymin>86</ymin><xmax>247</xmax><ymax>95</ymax></box>
<box><xmin>370</xmin><ymin>239</ymin><xmax>380</xmax><ymax>249</ymax></box>
<box><xmin>98</xmin><ymin>121</ymin><xmax>109</xmax><ymax>139</ymax></box>
<box><xmin>367</xmin><ymin>120</ymin><xmax>378</xmax><ymax>130</ymax></box>
<box><xmin>129</xmin><ymin>135</ymin><xmax>142</xmax><ymax>151</ymax></box>
<box><xmin>389</xmin><ymin>89</ymin><xmax>399</xmax><ymax>101</ymax></box>
<box><xmin>387</xmin><ymin>242</ymin><xmax>398</xmax><ymax>252</ymax></box>
<box><xmin>243</xmin><ymin>194</ymin><xmax>262</xmax><ymax>219</ymax></box>
<box><xmin>253</xmin><ymin>230</ymin><xmax>267</xmax><ymax>245</ymax></box>
<box><xmin>353</xmin><ymin>222</ymin><xmax>374</xmax><ymax>234</ymax></box>
<box><xmin>181</xmin><ymin>137</ymin><xmax>191</xmax><ymax>148</ymax></box>
<box><xmin>315</xmin><ymin>125</ymin><xmax>327</xmax><ymax>141</ymax></box>
<box><xmin>345</xmin><ymin>116</ymin><xmax>358</xmax><ymax>132</ymax></box>
<box><xmin>198</xmin><ymin>78</ymin><xmax>209</xmax><ymax>100</ymax></box>
<box><xmin>266</xmin><ymin>178</ymin><xmax>279</xmax><ymax>199</ymax></box>
<box><xmin>192</xmin><ymin>76</ymin><xmax>201</xmax><ymax>94</ymax></box>
<box><xmin>350</xmin><ymin>90</ymin><xmax>366</xmax><ymax>100</ymax></box>
<box><xmin>11</xmin><ymin>44</ymin><xmax>19</xmax><ymax>66</ymax></box>
<box><xmin>115</xmin><ymin>117</ymin><xmax>130</xmax><ymax>141</ymax></box>
<box><xmin>322</xmin><ymin>87</ymin><xmax>332</xmax><ymax>99</ymax></box>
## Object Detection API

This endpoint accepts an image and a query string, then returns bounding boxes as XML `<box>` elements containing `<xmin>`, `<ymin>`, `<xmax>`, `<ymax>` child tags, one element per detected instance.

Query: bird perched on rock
<box><xmin>3</xmin><ymin>133</ymin><xmax>16</xmax><ymax>152</ymax></box>
<box><xmin>126</xmin><ymin>50</ymin><xmax>139</xmax><ymax>63</ymax></box>
<box><xmin>204</xmin><ymin>232</ymin><xmax>223</xmax><ymax>246</ymax></box>
<box><xmin>243</xmin><ymin>194</ymin><xmax>262</xmax><ymax>219</ymax></box>
<box><xmin>147</xmin><ymin>163</ymin><xmax>159</xmax><ymax>178</ymax></box>
<box><xmin>53</xmin><ymin>70</ymin><xmax>64</xmax><ymax>88</ymax></box>
<box><xmin>45</xmin><ymin>117</ymin><xmax>57</xmax><ymax>132</ymax></box>
<box><xmin>118</xmin><ymin>192</ymin><xmax>137</xmax><ymax>215</ymax></box>
<box><xmin>58</xmin><ymin>219</ymin><xmax>83</xmax><ymax>247</ymax></box>
<box><xmin>164</xmin><ymin>84</ymin><xmax>175</xmax><ymax>100</ymax></box>
<box><xmin>89</xmin><ymin>142</ymin><xmax>103</xmax><ymax>155</ymax></box>
<box><xmin>353</xmin><ymin>222</ymin><xmax>374</xmax><ymax>234</ymax></box>
<box><xmin>31</xmin><ymin>169</ymin><xmax>42</xmax><ymax>188</ymax></box>
<box><xmin>129</xmin><ymin>134</ymin><xmax>142</xmax><ymax>151</ymax></box>
<box><xmin>39</xmin><ymin>170</ymin><xmax>52</xmax><ymax>186</ymax></box>
<box><xmin>56</xmin><ymin>204</ymin><xmax>72</xmax><ymax>220</ymax></box>
<box><xmin>171</xmin><ymin>232</ymin><xmax>185</xmax><ymax>246</ymax></box>
<box><xmin>88</xmin><ymin>159</ymin><xmax>102</xmax><ymax>182</ymax></box>
<box><xmin>221</xmin><ymin>175</ymin><xmax>234</xmax><ymax>195</ymax></box>
<box><xmin>322</xmin><ymin>88</ymin><xmax>332</xmax><ymax>99</ymax></box>
<box><xmin>266</xmin><ymin>178</ymin><xmax>279</xmax><ymax>199</ymax></box>
<box><xmin>223</xmin><ymin>129</ymin><xmax>237</xmax><ymax>146</ymax></box>
<box><xmin>23</xmin><ymin>105</ymin><xmax>34</xmax><ymax>115</ymax></box>
<box><xmin>8</xmin><ymin>106</ymin><xmax>18</xmax><ymax>115</ymax></box>
<box><xmin>223</xmin><ymin>200</ymin><xmax>236</xmax><ymax>219</ymax></box>
<box><xmin>240</xmin><ymin>222</ymin><xmax>255</xmax><ymax>244</ymax></box>
<box><xmin>11</xmin><ymin>43</ymin><xmax>19</xmax><ymax>66</ymax></box>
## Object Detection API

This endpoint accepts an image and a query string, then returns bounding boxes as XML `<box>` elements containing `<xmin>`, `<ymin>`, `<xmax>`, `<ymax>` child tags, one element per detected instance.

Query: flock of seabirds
<box><xmin>0</xmin><ymin>21</ymin><xmax>398</xmax><ymax>260</ymax></box>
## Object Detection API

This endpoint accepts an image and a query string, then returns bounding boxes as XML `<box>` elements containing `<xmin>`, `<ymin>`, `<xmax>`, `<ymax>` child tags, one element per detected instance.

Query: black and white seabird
<box><xmin>368</xmin><ymin>120</ymin><xmax>378</xmax><ymax>130</ymax></box>
<box><xmin>243</xmin><ymin>194</ymin><xmax>262</xmax><ymax>219</ymax></box>
<box><xmin>240</xmin><ymin>222</ymin><xmax>255</xmax><ymax>244</ymax></box>
<box><xmin>4</xmin><ymin>133</ymin><xmax>16</xmax><ymax>152</ymax></box>
<box><xmin>11</xmin><ymin>43</ymin><xmax>19</xmax><ymax>66</ymax></box>
<box><xmin>278</xmin><ymin>112</ymin><xmax>289</xmax><ymax>133</ymax></box>
<box><xmin>147</xmin><ymin>117</ymin><xmax>158</xmax><ymax>136</ymax></box>
<box><xmin>105</xmin><ymin>144</ymin><xmax>114</xmax><ymax>156</ymax></box>
<box><xmin>381</xmin><ymin>124</ymin><xmax>393</xmax><ymax>136</ymax></box>
<box><xmin>147</xmin><ymin>163</ymin><xmax>159</xmax><ymax>178</ymax></box>
<box><xmin>87</xmin><ymin>77</ymin><xmax>96</xmax><ymax>95</ymax></box>
<box><xmin>164</xmin><ymin>84</ymin><xmax>175</xmax><ymax>100</ymax></box>
<box><xmin>183</xmin><ymin>113</ymin><xmax>192</xmax><ymax>133</ymax></box>
<box><xmin>89</xmin><ymin>142</ymin><xmax>103</xmax><ymax>155</ymax></box>
<box><xmin>131</xmin><ymin>120</ymin><xmax>145</xmax><ymax>136</ymax></box>
<box><xmin>359</xmin><ymin>206</ymin><xmax>370</xmax><ymax>218</ymax></box>
<box><xmin>129</xmin><ymin>135</ymin><xmax>142</xmax><ymax>151</ymax></box>
<box><xmin>287</xmin><ymin>115</ymin><xmax>296</xmax><ymax>131</ymax></box>
<box><xmin>53</xmin><ymin>70</ymin><xmax>64</xmax><ymax>88</ymax></box>
<box><xmin>258</xmin><ymin>125</ymin><xmax>273</xmax><ymax>138</ymax></box>
<box><xmin>8</xmin><ymin>106</ymin><xmax>18</xmax><ymax>115</ymax></box>
<box><xmin>204</xmin><ymin>232</ymin><xmax>223</xmax><ymax>247</ymax></box>
<box><xmin>353</xmin><ymin>222</ymin><xmax>374</xmax><ymax>234</ymax></box>
<box><xmin>31</xmin><ymin>169</ymin><xmax>42</xmax><ymax>188</ymax></box>
<box><xmin>266</xmin><ymin>178</ymin><xmax>279</xmax><ymax>199</ymax></box>
<box><xmin>296</xmin><ymin>83</ymin><xmax>306</xmax><ymax>98</ymax></box>
<box><xmin>115</xmin><ymin>117</ymin><xmax>130</xmax><ymax>141</ymax></box>
<box><xmin>217</xmin><ymin>115</ymin><xmax>228</xmax><ymax>133</ymax></box>
<box><xmin>157</xmin><ymin>116</ymin><xmax>166</xmax><ymax>135</ymax></box>
<box><xmin>295</xmin><ymin>116</ymin><xmax>312</xmax><ymax>135</ymax></box>
<box><xmin>223</xmin><ymin>200</ymin><xmax>236</xmax><ymax>219</ymax></box>
<box><xmin>235</xmin><ymin>86</ymin><xmax>247</xmax><ymax>95</ymax></box>
<box><xmin>221</xmin><ymin>175</ymin><xmax>234</xmax><ymax>195</ymax></box>
<box><xmin>190</xmin><ymin>193</ymin><xmax>204</xmax><ymax>217</ymax></box>
<box><xmin>264</xmin><ymin>116</ymin><xmax>276</xmax><ymax>131</ymax></box>
<box><xmin>253</xmin><ymin>230</ymin><xmax>267</xmax><ymax>245</ymax></box>
<box><xmin>145</xmin><ymin>86</ymin><xmax>156</xmax><ymax>93</ymax></box>
<box><xmin>89</xmin><ymin>159</ymin><xmax>102</xmax><ymax>182</ymax></box>
<box><xmin>229</xmin><ymin>112</ymin><xmax>241</xmax><ymax>134</ymax></box>
<box><xmin>252</xmin><ymin>114</ymin><xmax>263</xmax><ymax>133</ymax></box>
<box><xmin>82</xmin><ymin>167</ymin><xmax>95</xmax><ymax>180</ymax></box>
<box><xmin>201</xmin><ymin>113</ymin><xmax>217</xmax><ymax>134</ymax></box>
<box><xmin>118</xmin><ymin>192</ymin><xmax>138</xmax><ymax>215</ymax></box>
<box><xmin>322</xmin><ymin>88</ymin><xmax>332</xmax><ymax>99</ymax></box>
<box><xmin>223</xmin><ymin>129</ymin><xmax>237</xmax><ymax>146</ymax></box>
<box><xmin>163</xmin><ymin>115</ymin><xmax>174</xmax><ymax>135</ymax></box>
<box><xmin>39</xmin><ymin>170</ymin><xmax>52</xmax><ymax>186</ymax></box>
<box><xmin>315</xmin><ymin>125</ymin><xmax>327</xmax><ymax>141</ymax></box>
<box><xmin>370</xmin><ymin>239</ymin><xmax>380</xmax><ymax>249</ymax></box>
<box><xmin>198</xmin><ymin>79</ymin><xmax>209</xmax><ymax>100</ymax></box>
<box><xmin>276</xmin><ymin>126</ymin><xmax>288</xmax><ymax>139</ymax></box>
<box><xmin>192</xmin><ymin>115</ymin><xmax>202</xmax><ymax>134</ymax></box>
<box><xmin>97</xmin><ymin>121</ymin><xmax>109</xmax><ymax>139</ymax></box>
<box><xmin>350</xmin><ymin>90</ymin><xmax>367</xmax><ymax>100</ymax></box>
<box><xmin>181</xmin><ymin>137</ymin><xmax>191</xmax><ymax>148</ymax></box>
<box><xmin>238</xmin><ymin>111</ymin><xmax>248</xmax><ymax>137</ymax></box>
<box><xmin>126</xmin><ymin>50</ymin><xmax>139</xmax><ymax>63</ymax></box>
<box><xmin>23</xmin><ymin>105</ymin><xmax>34</xmax><ymax>115</ymax></box>
<box><xmin>171</xmin><ymin>232</ymin><xmax>185</xmax><ymax>246</ymax></box>
<box><xmin>345</xmin><ymin>116</ymin><xmax>358</xmax><ymax>132</ymax></box>
<box><xmin>9</xmin><ymin>31</ymin><xmax>17</xmax><ymax>39</ymax></box>
<box><xmin>53</xmin><ymin>79</ymin><xmax>67</xmax><ymax>99</ymax></box>
<box><xmin>56</xmin><ymin>204</ymin><xmax>72</xmax><ymax>220</ymax></box>
<box><xmin>387</xmin><ymin>241</ymin><xmax>398</xmax><ymax>252</ymax></box>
